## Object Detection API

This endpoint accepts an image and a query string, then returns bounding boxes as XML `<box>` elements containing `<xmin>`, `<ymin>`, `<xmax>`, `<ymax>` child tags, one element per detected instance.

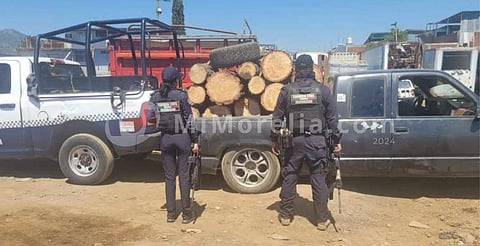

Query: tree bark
<box><xmin>202</xmin><ymin>105</ymin><xmax>232</xmax><ymax>117</ymax></box>
<box><xmin>205</xmin><ymin>71</ymin><xmax>243</xmax><ymax>105</ymax></box>
<box><xmin>248</xmin><ymin>76</ymin><xmax>266</xmax><ymax>95</ymax></box>
<box><xmin>261</xmin><ymin>83</ymin><xmax>284</xmax><ymax>112</ymax></box>
<box><xmin>234</xmin><ymin>97</ymin><xmax>261</xmax><ymax>116</ymax></box>
<box><xmin>261</xmin><ymin>50</ymin><xmax>293</xmax><ymax>83</ymax></box>
<box><xmin>237</xmin><ymin>61</ymin><xmax>259</xmax><ymax>80</ymax></box>
<box><xmin>189</xmin><ymin>63</ymin><xmax>212</xmax><ymax>85</ymax></box>
<box><xmin>187</xmin><ymin>85</ymin><xmax>206</xmax><ymax>105</ymax></box>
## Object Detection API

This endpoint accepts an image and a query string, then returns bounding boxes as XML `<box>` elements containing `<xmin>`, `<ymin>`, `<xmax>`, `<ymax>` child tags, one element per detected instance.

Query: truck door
<box><xmin>391</xmin><ymin>72</ymin><xmax>479</xmax><ymax>176</ymax></box>
<box><xmin>338</xmin><ymin>73</ymin><xmax>393</xmax><ymax>176</ymax></box>
<box><xmin>0</xmin><ymin>60</ymin><xmax>25</xmax><ymax>157</ymax></box>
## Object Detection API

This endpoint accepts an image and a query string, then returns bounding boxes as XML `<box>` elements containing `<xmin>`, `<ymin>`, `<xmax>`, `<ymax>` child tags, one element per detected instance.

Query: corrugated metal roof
<box><xmin>437</xmin><ymin>11</ymin><xmax>480</xmax><ymax>24</ymax></box>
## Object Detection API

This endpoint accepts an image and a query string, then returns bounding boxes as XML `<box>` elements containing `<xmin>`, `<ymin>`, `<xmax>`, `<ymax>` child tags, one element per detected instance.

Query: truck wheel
<box><xmin>221</xmin><ymin>148</ymin><xmax>280</xmax><ymax>194</ymax></box>
<box><xmin>209</xmin><ymin>42</ymin><xmax>261</xmax><ymax>68</ymax></box>
<box><xmin>58</xmin><ymin>133</ymin><xmax>114</xmax><ymax>185</ymax></box>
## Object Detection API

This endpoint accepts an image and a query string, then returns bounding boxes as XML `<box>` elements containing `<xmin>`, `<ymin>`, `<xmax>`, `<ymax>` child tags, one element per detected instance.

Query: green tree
<box><xmin>385</xmin><ymin>28</ymin><xmax>408</xmax><ymax>43</ymax></box>
<box><xmin>365</xmin><ymin>42</ymin><xmax>382</xmax><ymax>49</ymax></box>
<box><xmin>172</xmin><ymin>0</ymin><xmax>186</xmax><ymax>35</ymax></box>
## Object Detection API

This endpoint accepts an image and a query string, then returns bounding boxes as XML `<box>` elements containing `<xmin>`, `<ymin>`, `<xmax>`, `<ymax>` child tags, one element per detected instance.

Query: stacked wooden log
<box><xmin>187</xmin><ymin>47</ymin><xmax>296</xmax><ymax>117</ymax></box>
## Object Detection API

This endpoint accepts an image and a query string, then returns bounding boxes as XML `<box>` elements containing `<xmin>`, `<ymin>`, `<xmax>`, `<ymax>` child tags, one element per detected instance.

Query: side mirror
<box><xmin>26</xmin><ymin>73</ymin><xmax>38</xmax><ymax>98</ymax></box>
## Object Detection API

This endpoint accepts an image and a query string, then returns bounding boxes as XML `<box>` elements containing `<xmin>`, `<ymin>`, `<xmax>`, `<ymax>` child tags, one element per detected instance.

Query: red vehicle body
<box><xmin>109</xmin><ymin>31</ymin><xmax>257</xmax><ymax>88</ymax></box>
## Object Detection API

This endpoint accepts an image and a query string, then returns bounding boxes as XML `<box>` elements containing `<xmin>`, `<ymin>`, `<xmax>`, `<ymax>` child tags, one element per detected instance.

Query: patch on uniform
<box><xmin>157</xmin><ymin>101</ymin><xmax>180</xmax><ymax>113</ymax></box>
<box><xmin>290</xmin><ymin>93</ymin><xmax>318</xmax><ymax>105</ymax></box>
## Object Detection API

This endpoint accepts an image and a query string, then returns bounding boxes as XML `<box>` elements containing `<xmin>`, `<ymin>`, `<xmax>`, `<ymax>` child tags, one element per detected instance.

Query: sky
<box><xmin>1</xmin><ymin>0</ymin><xmax>479</xmax><ymax>52</ymax></box>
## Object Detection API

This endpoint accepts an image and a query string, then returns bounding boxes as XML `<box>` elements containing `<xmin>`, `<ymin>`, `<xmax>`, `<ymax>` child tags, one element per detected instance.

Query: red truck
<box><xmin>108</xmin><ymin>26</ymin><xmax>257</xmax><ymax>88</ymax></box>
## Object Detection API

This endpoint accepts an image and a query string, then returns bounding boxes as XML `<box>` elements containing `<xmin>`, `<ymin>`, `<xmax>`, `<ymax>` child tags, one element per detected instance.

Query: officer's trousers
<box><xmin>160</xmin><ymin>133</ymin><xmax>192</xmax><ymax>214</ymax></box>
<box><xmin>279</xmin><ymin>134</ymin><xmax>330</xmax><ymax>222</ymax></box>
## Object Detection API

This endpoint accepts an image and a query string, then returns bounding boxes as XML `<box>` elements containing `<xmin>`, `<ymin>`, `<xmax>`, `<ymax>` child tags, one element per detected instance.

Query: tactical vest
<box><xmin>286</xmin><ymin>81</ymin><xmax>326</xmax><ymax>134</ymax></box>
<box><xmin>155</xmin><ymin>94</ymin><xmax>183</xmax><ymax>133</ymax></box>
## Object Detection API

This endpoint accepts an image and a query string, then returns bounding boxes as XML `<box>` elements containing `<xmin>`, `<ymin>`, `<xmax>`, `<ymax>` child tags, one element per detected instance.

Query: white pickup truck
<box><xmin>0</xmin><ymin>18</ymin><xmax>182</xmax><ymax>184</ymax></box>
<box><xmin>0</xmin><ymin>57</ymin><xmax>160</xmax><ymax>184</ymax></box>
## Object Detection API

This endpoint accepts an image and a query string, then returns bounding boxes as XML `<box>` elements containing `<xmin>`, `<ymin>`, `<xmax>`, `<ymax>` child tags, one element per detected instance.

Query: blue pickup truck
<box><xmin>198</xmin><ymin>70</ymin><xmax>480</xmax><ymax>193</ymax></box>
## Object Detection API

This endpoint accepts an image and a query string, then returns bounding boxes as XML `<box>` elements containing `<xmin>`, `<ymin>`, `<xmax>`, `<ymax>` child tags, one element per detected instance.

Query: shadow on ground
<box><xmin>335</xmin><ymin>177</ymin><xmax>479</xmax><ymax>200</ymax></box>
<box><xmin>0</xmin><ymin>159</ymin><xmax>64</xmax><ymax>179</ymax></box>
<box><xmin>0</xmin><ymin>157</ymin><xmax>228</xmax><ymax>191</ymax></box>
<box><xmin>266</xmin><ymin>195</ymin><xmax>318</xmax><ymax>226</ymax></box>
<box><xmin>1</xmin><ymin>159</ymin><xmax>477</xmax><ymax>199</ymax></box>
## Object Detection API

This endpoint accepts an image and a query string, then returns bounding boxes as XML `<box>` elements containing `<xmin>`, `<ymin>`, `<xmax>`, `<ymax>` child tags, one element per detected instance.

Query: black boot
<box><xmin>278</xmin><ymin>214</ymin><xmax>292</xmax><ymax>226</ymax></box>
<box><xmin>182</xmin><ymin>210</ymin><xmax>194</xmax><ymax>224</ymax></box>
<box><xmin>167</xmin><ymin>211</ymin><xmax>177</xmax><ymax>223</ymax></box>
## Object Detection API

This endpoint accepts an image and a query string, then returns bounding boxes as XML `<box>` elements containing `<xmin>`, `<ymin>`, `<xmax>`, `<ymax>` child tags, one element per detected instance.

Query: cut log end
<box><xmin>237</xmin><ymin>61</ymin><xmax>259</xmax><ymax>80</ymax></box>
<box><xmin>189</xmin><ymin>63</ymin><xmax>211</xmax><ymax>84</ymax></box>
<box><xmin>206</xmin><ymin>71</ymin><xmax>243</xmax><ymax>105</ymax></box>
<box><xmin>261</xmin><ymin>51</ymin><xmax>293</xmax><ymax>83</ymax></box>
<box><xmin>261</xmin><ymin>83</ymin><xmax>284</xmax><ymax>112</ymax></box>
<box><xmin>203</xmin><ymin>105</ymin><xmax>232</xmax><ymax>117</ymax></box>
<box><xmin>248</xmin><ymin>76</ymin><xmax>266</xmax><ymax>95</ymax></box>
<box><xmin>187</xmin><ymin>85</ymin><xmax>206</xmax><ymax>105</ymax></box>
<box><xmin>191</xmin><ymin>107</ymin><xmax>201</xmax><ymax>118</ymax></box>
<box><xmin>313</xmin><ymin>64</ymin><xmax>324</xmax><ymax>83</ymax></box>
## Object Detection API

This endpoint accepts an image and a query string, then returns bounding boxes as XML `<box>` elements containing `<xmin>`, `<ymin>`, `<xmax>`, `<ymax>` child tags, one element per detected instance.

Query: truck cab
<box><xmin>334</xmin><ymin>70</ymin><xmax>479</xmax><ymax>176</ymax></box>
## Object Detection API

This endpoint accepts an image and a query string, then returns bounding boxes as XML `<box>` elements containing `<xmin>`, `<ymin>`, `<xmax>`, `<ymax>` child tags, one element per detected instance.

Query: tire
<box><xmin>58</xmin><ymin>133</ymin><xmax>114</xmax><ymax>185</ymax></box>
<box><xmin>209</xmin><ymin>42</ymin><xmax>261</xmax><ymax>68</ymax></box>
<box><xmin>221</xmin><ymin>148</ymin><xmax>281</xmax><ymax>194</ymax></box>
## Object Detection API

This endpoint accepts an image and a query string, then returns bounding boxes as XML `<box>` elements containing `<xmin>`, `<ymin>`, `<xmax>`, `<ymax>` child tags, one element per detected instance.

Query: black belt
<box><xmin>292</xmin><ymin>131</ymin><xmax>325</xmax><ymax>137</ymax></box>
<box><xmin>161</xmin><ymin>131</ymin><xmax>184</xmax><ymax>135</ymax></box>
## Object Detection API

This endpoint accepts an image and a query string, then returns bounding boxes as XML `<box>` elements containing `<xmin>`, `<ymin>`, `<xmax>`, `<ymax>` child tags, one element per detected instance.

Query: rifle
<box><xmin>276</xmin><ymin>128</ymin><xmax>293</xmax><ymax>165</ymax></box>
<box><xmin>188</xmin><ymin>151</ymin><xmax>201</xmax><ymax>223</ymax></box>
<box><xmin>326</xmin><ymin>129</ymin><xmax>342</xmax><ymax>214</ymax></box>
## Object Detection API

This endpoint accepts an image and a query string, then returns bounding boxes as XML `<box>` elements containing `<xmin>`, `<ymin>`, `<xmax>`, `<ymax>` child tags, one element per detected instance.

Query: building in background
<box><xmin>420</xmin><ymin>11</ymin><xmax>480</xmax><ymax>48</ymax></box>
<box><xmin>16</xmin><ymin>36</ymin><xmax>70</xmax><ymax>59</ymax></box>
<box><xmin>67</xmin><ymin>28</ymin><xmax>110</xmax><ymax>75</ymax></box>
<box><xmin>16</xmin><ymin>28</ymin><xmax>111</xmax><ymax>75</ymax></box>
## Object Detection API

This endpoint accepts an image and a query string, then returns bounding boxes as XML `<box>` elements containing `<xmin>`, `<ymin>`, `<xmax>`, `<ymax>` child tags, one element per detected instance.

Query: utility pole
<box><xmin>391</xmin><ymin>22</ymin><xmax>398</xmax><ymax>69</ymax></box>
<box><xmin>156</xmin><ymin>0</ymin><xmax>170</xmax><ymax>20</ymax></box>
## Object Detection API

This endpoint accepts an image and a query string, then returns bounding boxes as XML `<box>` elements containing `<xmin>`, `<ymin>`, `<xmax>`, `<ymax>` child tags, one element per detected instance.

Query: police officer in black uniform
<box><xmin>271</xmin><ymin>54</ymin><xmax>342</xmax><ymax>230</ymax></box>
<box><xmin>150</xmin><ymin>66</ymin><xmax>199</xmax><ymax>224</ymax></box>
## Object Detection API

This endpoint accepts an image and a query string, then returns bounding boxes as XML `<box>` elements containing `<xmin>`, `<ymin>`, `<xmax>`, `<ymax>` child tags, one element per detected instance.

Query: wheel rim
<box><xmin>230</xmin><ymin>149</ymin><xmax>270</xmax><ymax>188</ymax></box>
<box><xmin>68</xmin><ymin>145</ymin><xmax>99</xmax><ymax>177</ymax></box>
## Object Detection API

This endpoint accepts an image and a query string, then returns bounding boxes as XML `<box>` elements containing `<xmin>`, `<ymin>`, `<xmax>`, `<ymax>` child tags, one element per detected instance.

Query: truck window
<box><xmin>38</xmin><ymin>62</ymin><xmax>88</xmax><ymax>94</ymax></box>
<box><xmin>442</xmin><ymin>51</ymin><xmax>471</xmax><ymax>70</ymax></box>
<box><xmin>37</xmin><ymin>61</ymin><xmax>156</xmax><ymax>94</ymax></box>
<box><xmin>351</xmin><ymin>77</ymin><xmax>385</xmax><ymax>117</ymax></box>
<box><xmin>398</xmin><ymin>75</ymin><xmax>477</xmax><ymax>117</ymax></box>
<box><xmin>0</xmin><ymin>64</ymin><xmax>11</xmax><ymax>94</ymax></box>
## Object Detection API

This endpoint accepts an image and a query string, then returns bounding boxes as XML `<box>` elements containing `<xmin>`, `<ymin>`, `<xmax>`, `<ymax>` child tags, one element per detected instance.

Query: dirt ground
<box><xmin>0</xmin><ymin>157</ymin><xmax>478</xmax><ymax>246</ymax></box>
